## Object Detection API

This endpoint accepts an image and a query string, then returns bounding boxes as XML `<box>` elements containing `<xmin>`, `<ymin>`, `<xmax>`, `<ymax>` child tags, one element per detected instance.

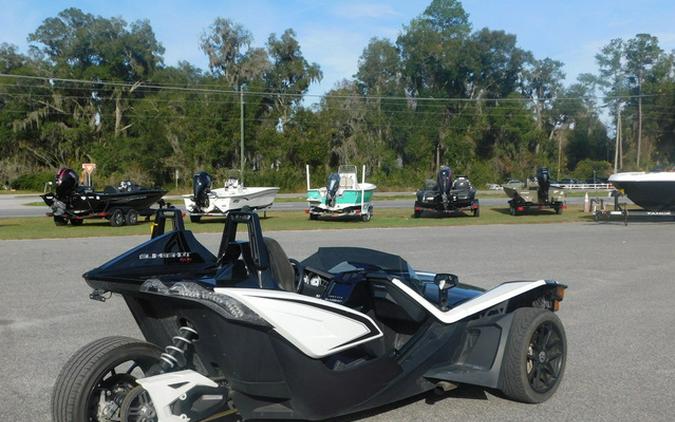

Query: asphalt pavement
<box><xmin>1</xmin><ymin>221</ymin><xmax>674</xmax><ymax>421</ymax></box>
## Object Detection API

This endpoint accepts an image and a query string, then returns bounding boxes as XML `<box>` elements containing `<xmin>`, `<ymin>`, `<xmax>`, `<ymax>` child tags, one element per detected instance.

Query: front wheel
<box><xmin>189</xmin><ymin>215</ymin><xmax>202</xmax><ymax>223</ymax></box>
<box><xmin>500</xmin><ymin>308</ymin><xmax>567</xmax><ymax>403</ymax></box>
<box><xmin>52</xmin><ymin>336</ymin><xmax>162</xmax><ymax>422</ymax></box>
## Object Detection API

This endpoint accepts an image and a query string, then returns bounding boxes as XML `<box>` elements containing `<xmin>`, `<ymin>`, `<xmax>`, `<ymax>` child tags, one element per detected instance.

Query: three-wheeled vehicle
<box><xmin>53</xmin><ymin>209</ymin><xmax>567</xmax><ymax>421</ymax></box>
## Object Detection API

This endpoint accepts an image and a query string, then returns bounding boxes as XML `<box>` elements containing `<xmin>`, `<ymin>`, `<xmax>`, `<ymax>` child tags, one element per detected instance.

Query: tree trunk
<box><xmin>636</xmin><ymin>90</ymin><xmax>642</xmax><ymax>168</ymax></box>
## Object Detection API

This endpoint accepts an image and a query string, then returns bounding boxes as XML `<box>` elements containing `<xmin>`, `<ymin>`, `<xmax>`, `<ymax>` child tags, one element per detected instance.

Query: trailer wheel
<box><xmin>125</xmin><ymin>209</ymin><xmax>139</xmax><ymax>225</ymax></box>
<box><xmin>53</xmin><ymin>216</ymin><xmax>68</xmax><ymax>226</ymax></box>
<box><xmin>362</xmin><ymin>206</ymin><xmax>373</xmax><ymax>222</ymax></box>
<box><xmin>70</xmin><ymin>218</ymin><xmax>83</xmax><ymax>226</ymax></box>
<box><xmin>51</xmin><ymin>336</ymin><xmax>162</xmax><ymax>422</ymax></box>
<box><xmin>500</xmin><ymin>308</ymin><xmax>567</xmax><ymax>404</ymax></box>
<box><xmin>189</xmin><ymin>215</ymin><xmax>202</xmax><ymax>223</ymax></box>
<box><xmin>110</xmin><ymin>208</ymin><xmax>125</xmax><ymax>227</ymax></box>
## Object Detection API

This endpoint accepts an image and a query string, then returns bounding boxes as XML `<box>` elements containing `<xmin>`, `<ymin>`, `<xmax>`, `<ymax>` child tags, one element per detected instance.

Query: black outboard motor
<box><xmin>437</xmin><ymin>166</ymin><xmax>453</xmax><ymax>205</ymax></box>
<box><xmin>437</xmin><ymin>166</ymin><xmax>453</xmax><ymax>195</ymax></box>
<box><xmin>193</xmin><ymin>172</ymin><xmax>212</xmax><ymax>210</ymax></box>
<box><xmin>54</xmin><ymin>168</ymin><xmax>79</xmax><ymax>200</ymax></box>
<box><xmin>326</xmin><ymin>172</ymin><xmax>341</xmax><ymax>207</ymax></box>
<box><xmin>537</xmin><ymin>167</ymin><xmax>550</xmax><ymax>203</ymax></box>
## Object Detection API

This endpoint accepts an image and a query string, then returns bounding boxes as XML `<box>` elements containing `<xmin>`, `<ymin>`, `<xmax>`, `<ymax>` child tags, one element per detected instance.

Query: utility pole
<box><xmin>613</xmin><ymin>107</ymin><xmax>621</xmax><ymax>174</ymax></box>
<box><xmin>240</xmin><ymin>86</ymin><xmax>245</xmax><ymax>185</ymax></box>
<box><xmin>557</xmin><ymin>132</ymin><xmax>562</xmax><ymax>180</ymax></box>
<box><xmin>636</xmin><ymin>88</ymin><xmax>642</xmax><ymax>169</ymax></box>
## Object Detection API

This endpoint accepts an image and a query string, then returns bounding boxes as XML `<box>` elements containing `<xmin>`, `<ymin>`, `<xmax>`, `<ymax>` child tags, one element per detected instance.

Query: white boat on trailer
<box><xmin>183</xmin><ymin>172</ymin><xmax>279</xmax><ymax>223</ymax></box>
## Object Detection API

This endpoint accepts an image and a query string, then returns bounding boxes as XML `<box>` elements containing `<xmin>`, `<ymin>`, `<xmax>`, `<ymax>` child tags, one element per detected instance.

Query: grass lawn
<box><xmin>0</xmin><ymin>205</ymin><xmax>593</xmax><ymax>240</ymax></box>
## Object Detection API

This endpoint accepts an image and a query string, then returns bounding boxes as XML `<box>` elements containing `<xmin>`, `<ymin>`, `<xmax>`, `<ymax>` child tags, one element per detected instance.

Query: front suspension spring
<box><xmin>160</xmin><ymin>325</ymin><xmax>199</xmax><ymax>371</ymax></box>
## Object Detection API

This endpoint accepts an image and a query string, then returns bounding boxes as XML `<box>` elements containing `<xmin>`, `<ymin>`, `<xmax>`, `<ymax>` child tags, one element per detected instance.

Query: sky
<box><xmin>2</xmin><ymin>0</ymin><xmax>675</xmax><ymax>96</ymax></box>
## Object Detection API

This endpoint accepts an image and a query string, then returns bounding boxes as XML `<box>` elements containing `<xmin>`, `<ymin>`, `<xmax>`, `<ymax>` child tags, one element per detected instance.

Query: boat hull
<box><xmin>42</xmin><ymin>189</ymin><xmax>167</xmax><ymax>217</ymax></box>
<box><xmin>611</xmin><ymin>180</ymin><xmax>675</xmax><ymax>211</ymax></box>
<box><xmin>306</xmin><ymin>185</ymin><xmax>376</xmax><ymax>212</ymax></box>
<box><xmin>184</xmin><ymin>187</ymin><xmax>279</xmax><ymax>215</ymax></box>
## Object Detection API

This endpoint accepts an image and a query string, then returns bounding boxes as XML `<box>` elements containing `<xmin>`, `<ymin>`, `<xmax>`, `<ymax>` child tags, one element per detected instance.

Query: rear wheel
<box><xmin>554</xmin><ymin>205</ymin><xmax>562</xmax><ymax>215</ymax></box>
<box><xmin>125</xmin><ymin>209</ymin><xmax>139</xmax><ymax>225</ymax></box>
<box><xmin>69</xmin><ymin>218</ymin><xmax>83</xmax><ymax>226</ymax></box>
<box><xmin>509</xmin><ymin>205</ymin><xmax>517</xmax><ymax>216</ymax></box>
<box><xmin>413</xmin><ymin>210</ymin><xmax>421</xmax><ymax>218</ymax></box>
<box><xmin>472</xmin><ymin>207</ymin><xmax>480</xmax><ymax>217</ymax></box>
<box><xmin>110</xmin><ymin>208</ymin><xmax>125</xmax><ymax>227</ymax></box>
<box><xmin>189</xmin><ymin>215</ymin><xmax>202</xmax><ymax>223</ymax></box>
<box><xmin>53</xmin><ymin>216</ymin><xmax>68</xmax><ymax>226</ymax></box>
<box><xmin>309</xmin><ymin>212</ymin><xmax>318</xmax><ymax>220</ymax></box>
<box><xmin>51</xmin><ymin>336</ymin><xmax>162</xmax><ymax>422</ymax></box>
<box><xmin>500</xmin><ymin>308</ymin><xmax>567</xmax><ymax>403</ymax></box>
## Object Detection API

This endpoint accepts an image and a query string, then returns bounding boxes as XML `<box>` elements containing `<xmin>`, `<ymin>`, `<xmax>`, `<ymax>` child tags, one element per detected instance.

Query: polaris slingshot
<box><xmin>52</xmin><ymin>209</ymin><xmax>567</xmax><ymax>422</ymax></box>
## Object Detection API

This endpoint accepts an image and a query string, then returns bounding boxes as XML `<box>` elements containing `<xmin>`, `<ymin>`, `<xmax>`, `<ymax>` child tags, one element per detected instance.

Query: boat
<box><xmin>41</xmin><ymin>168</ymin><xmax>167</xmax><ymax>226</ymax></box>
<box><xmin>503</xmin><ymin>167</ymin><xmax>566</xmax><ymax>215</ymax></box>
<box><xmin>608</xmin><ymin>171</ymin><xmax>675</xmax><ymax>211</ymax></box>
<box><xmin>183</xmin><ymin>171</ymin><xmax>279</xmax><ymax>222</ymax></box>
<box><xmin>306</xmin><ymin>165</ymin><xmax>376</xmax><ymax>221</ymax></box>
<box><xmin>413</xmin><ymin>166</ymin><xmax>479</xmax><ymax>217</ymax></box>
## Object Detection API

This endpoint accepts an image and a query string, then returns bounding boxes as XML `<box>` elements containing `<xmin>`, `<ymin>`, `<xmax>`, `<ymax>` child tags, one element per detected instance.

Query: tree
<box><xmin>624</xmin><ymin>34</ymin><xmax>662</xmax><ymax>167</ymax></box>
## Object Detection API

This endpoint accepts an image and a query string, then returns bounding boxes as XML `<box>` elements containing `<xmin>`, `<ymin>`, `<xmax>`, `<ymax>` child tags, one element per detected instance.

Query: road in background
<box><xmin>1</xmin><ymin>222</ymin><xmax>674</xmax><ymax>421</ymax></box>
<box><xmin>0</xmin><ymin>191</ymin><xmax>612</xmax><ymax>218</ymax></box>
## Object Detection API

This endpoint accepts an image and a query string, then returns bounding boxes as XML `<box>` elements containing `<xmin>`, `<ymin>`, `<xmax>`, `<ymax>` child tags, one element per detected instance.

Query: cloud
<box><xmin>332</xmin><ymin>3</ymin><xmax>399</xmax><ymax>19</ymax></box>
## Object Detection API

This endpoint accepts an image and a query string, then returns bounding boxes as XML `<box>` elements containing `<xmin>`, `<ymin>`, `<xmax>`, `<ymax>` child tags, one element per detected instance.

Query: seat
<box><xmin>263</xmin><ymin>237</ymin><xmax>296</xmax><ymax>291</ymax></box>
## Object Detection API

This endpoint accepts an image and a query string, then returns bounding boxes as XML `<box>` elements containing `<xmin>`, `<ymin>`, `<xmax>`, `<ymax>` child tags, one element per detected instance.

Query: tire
<box><xmin>125</xmin><ymin>209</ymin><xmax>139</xmax><ymax>225</ymax></box>
<box><xmin>189</xmin><ymin>215</ymin><xmax>202</xmax><ymax>223</ymax></box>
<box><xmin>413</xmin><ymin>210</ymin><xmax>421</xmax><ymax>218</ymax></box>
<box><xmin>554</xmin><ymin>205</ymin><xmax>562</xmax><ymax>215</ymax></box>
<box><xmin>69</xmin><ymin>218</ymin><xmax>83</xmax><ymax>226</ymax></box>
<box><xmin>53</xmin><ymin>216</ymin><xmax>68</xmax><ymax>226</ymax></box>
<box><xmin>509</xmin><ymin>205</ymin><xmax>517</xmax><ymax>216</ymax></box>
<box><xmin>500</xmin><ymin>308</ymin><xmax>567</xmax><ymax>403</ymax></box>
<box><xmin>110</xmin><ymin>208</ymin><xmax>125</xmax><ymax>227</ymax></box>
<box><xmin>309</xmin><ymin>213</ymin><xmax>318</xmax><ymax>221</ymax></box>
<box><xmin>362</xmin><ymin>206</ymin><xmax>373</xmax><ymax>222</ymax></box>
<box><xmin>52</xmin><ymin>336</ymin><xmax>162</xmax><ymax>422</ymax></box>
<box><xmin>473</xmin><ymin>207</ymin><xmax>480</xmax><ymax>217</ymax></box>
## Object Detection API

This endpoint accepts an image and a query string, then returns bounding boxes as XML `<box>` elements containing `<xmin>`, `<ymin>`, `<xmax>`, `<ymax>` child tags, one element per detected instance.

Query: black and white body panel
<box><xmin>135</xmin><ymin>370</ymin><xmax>219</xmax><ymax>422</ymax></box>
<box><xmin>213</xmin><ymin>288</ymin><xmax>383</xmax><ymax>358</ymax></box>
<box><xmin>392</xmin><ymin>279</ymin><xmax>547</xmax><ymax>324</ymax></box>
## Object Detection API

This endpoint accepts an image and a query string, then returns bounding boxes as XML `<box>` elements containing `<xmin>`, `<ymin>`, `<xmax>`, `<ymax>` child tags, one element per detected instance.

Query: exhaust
<box><xmin>434</xmin><ymin>381</ymin><xmax>458</xmax><ymax>395</ymax></box>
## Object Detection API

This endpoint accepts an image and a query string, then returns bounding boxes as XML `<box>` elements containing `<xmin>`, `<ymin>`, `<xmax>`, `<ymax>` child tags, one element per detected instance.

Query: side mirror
<box><xmin>434</xmin><ymin>273</ymin><xmax>459</xmax><ymax>291</ymax></box>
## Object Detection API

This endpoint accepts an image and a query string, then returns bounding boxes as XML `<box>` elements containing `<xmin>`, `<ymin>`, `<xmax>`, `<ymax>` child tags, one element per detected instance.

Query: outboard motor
<box><xmin>193</xmin><ymin>172</ymin><xmax>212</xmax><ymax>210</ymax></box>
<box><xmin>437</xmin><ymin>166</ymin><xmax>453</xmax><ymax>195</ymax></box>
<box><xmin>54</xmin><ymin>168</ymin><xmax>79</xmax><ymax>200</ymax></box>
<box><xmin>326</xmin><ymin>172</ymin><xmax>341</xmax><ymax>207</ymax></box>
<box><xmin>537</xmin><ymin>167</ymin><xmax>550</xmax><ymax>203</ymax></box>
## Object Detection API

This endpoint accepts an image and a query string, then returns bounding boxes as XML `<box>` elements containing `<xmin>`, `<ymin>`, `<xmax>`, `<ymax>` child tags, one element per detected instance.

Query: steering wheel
<box><xmin>288</xmin><ymin>258</ymin><xmax>305</xmax><ymax>293</ymax></box>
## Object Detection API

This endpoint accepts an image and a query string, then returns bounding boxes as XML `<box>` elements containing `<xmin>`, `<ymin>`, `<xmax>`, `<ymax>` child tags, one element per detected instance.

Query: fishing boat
<box><xmin>306</xmin><ymin>165</ymin><xmax>376</xmax><ymax>221</ymax></box>
<box><xmin>183</xmin><ymin>172</ymin><xmax>279</xmax><ymax>222</ymax></box>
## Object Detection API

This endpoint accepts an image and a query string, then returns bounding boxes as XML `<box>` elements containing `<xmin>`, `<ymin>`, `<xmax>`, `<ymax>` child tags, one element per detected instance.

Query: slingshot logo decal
<box><xmin>139</xmin><ymin>252</ymin><xmax>192</xmax><ymax>260</ymax></box>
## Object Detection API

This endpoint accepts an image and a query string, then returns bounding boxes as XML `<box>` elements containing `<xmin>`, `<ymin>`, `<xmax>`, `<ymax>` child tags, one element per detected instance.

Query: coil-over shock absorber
<box><xmin>160</xmin><ymin>325</ymin><xmax>199</xmax><ymax>371</ymax></box>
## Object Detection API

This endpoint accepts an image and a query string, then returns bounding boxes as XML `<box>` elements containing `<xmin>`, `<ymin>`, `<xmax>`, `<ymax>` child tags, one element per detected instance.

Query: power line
<box><xmin>0</xmin><ymin>73</ymin><xmax>671</xmax><ymax>103</ymax></box>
